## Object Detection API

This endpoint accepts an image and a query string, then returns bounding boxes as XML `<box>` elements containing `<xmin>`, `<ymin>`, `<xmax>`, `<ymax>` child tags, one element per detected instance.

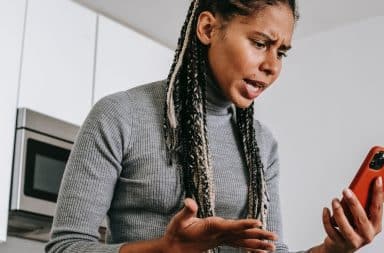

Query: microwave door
<box><xmin>11</xmin><ymin>129</ymin><xmax>72</xmax><ymax>217</ymax></box>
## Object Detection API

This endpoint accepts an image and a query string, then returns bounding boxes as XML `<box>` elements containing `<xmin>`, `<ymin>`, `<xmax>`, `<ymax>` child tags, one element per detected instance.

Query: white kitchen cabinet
<box><xmin>93</xmin><ymin>15</ymin><xmax>173</xmax><ymax>103</ymax></box>
<box><xmin>0</xmin><ymin>0</ymin><xmax>27</xmax><ymax>243</ymax></box>
<box><xmin>18</xmin><ymin>0</ymin><xmax>97</xmax><ymax>126</ymax></box>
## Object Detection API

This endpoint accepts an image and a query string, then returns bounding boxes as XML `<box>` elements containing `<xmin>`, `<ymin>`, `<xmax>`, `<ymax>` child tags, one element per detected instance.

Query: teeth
<box><xmin>245</xmin><ymin>79</ymin><xmax>264</xmax><ymax>88</ymax></box>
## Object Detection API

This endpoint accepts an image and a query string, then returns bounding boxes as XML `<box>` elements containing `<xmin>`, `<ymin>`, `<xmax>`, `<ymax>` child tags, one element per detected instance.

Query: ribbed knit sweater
<box><xmin>45</xmin><ymin>80</ymin><xmax>306</xmax><ymax>253</ymax></box>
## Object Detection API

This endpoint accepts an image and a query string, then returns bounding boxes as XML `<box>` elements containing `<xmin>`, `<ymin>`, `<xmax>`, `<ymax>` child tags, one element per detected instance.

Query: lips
<box><xmin>242</xmin><ymin>79</ymin><xmax>267</xmax><ymax>100</ymax></box>
<box><xmin>244</xmin><ymin>79</ymin><xmax>267</xmax><ymax>88</ymax></box>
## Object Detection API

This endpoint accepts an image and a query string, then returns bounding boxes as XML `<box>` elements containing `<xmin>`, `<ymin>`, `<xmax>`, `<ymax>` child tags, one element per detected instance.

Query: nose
<box><xmin>259</xmin><ymin>51</ymin><xmax>280</xmax><ymax>77</ymax></box>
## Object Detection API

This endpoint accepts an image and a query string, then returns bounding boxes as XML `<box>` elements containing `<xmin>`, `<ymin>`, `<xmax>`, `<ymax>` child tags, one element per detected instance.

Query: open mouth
<box><xmin>244</xmin><ymin>79</ymin><xmax>267</xmax><ymax>89</ymax></box>
<box><xmin>242</xmin><ymin>79</ymin><xmax>267</xmax><ymax>100</ymax></box>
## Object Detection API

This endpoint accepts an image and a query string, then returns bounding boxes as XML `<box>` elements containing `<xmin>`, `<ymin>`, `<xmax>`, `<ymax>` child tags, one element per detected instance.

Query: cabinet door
<box><xmin>94</xmin><ymin>16</ymin><xmax>173</xmax><ymax>103</ymax></box>
<box><xmin>18</xmin><ymin>0</ymin><xmax>97</xmax><ymax>125</ymax></box>
<box><xmin>0</xmin><ymin>0</ymin><xmax>27</xmax><ymax>243</ymax></box>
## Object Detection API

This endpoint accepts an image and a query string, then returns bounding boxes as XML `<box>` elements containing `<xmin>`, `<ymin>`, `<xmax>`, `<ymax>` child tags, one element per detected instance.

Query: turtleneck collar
<box><xmin>205</xmin><ymin>70</ymin><xmax>233</xmax><ymax>116</ymax></box>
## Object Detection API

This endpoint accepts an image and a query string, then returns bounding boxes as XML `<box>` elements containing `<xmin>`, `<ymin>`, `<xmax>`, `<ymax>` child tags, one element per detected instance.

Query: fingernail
<box><xmin>344</xmin><ymin>188</ymin><xmax>353</xmax><ymax>199</ymax></box>
<box><xmin>377</xmin><ymin>177</ymin><xmax>383</xmax><ymax>187</ymax></box>
<box><xmin>322</xmin><ymin>207</ymin><xmax>328</xmax><ymax>216</ymax></box>
<box><xmin>332</xmin><ymin>199</ymin><xmax>340</xmax><ymax>208</ymax></box>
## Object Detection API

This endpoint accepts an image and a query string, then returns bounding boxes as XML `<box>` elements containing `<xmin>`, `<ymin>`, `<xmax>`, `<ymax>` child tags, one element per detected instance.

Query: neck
<box><xmin>205</xmin><ymin>70</ymin><xmax>232</xmax><ymax>116</ymax></box>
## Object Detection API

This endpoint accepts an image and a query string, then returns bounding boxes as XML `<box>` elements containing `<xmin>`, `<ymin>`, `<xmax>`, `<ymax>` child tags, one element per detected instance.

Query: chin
<box><xmin>233</xmin><ymin>99</ymin><xmax>253</xmax><ymax>109</ymax></box>
<box><xmin>229</xmin><ymin>89</ymin><xmax>254</xmax><ymax>109</ymax></box>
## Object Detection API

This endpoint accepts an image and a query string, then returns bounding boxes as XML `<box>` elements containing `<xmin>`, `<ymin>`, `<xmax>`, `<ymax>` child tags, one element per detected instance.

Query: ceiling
<box><xmin>73</xmin><ymin>0</ymin><xmax>384</xmax><ymax>49</ymax></box>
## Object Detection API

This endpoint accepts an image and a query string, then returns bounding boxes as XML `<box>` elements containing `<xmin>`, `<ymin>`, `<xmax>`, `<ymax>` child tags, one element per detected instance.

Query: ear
<box><xmin>196</xmin><ymin>11</ymin><xmax>217</xmax><ymax>45</ymax></box>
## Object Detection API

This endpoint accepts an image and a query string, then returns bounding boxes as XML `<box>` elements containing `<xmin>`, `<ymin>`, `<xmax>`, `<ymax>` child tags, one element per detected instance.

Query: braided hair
<box><xmin>164</xmin><ymin>0</ymin><xmax>299</xmax><ymax>245</ymax></box>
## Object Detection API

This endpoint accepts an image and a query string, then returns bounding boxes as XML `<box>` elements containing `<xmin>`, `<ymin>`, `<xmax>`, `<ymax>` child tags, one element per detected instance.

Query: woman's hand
<box><xmin>161</xmin><ymin>198</ymin><xmax>278</xmax><ymax>253</ymax></box>
<box><xmin>321</xmin><ymin>176</ymin><xmax>383</xmax><ymax>253</ymax></box>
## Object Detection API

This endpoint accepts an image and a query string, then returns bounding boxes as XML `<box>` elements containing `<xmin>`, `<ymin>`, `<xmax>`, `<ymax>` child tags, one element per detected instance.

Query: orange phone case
<box><xmin>347</xmin><ymin>146</ymin><xmax>384</xmax><ymax>212</ymax></box>
<box><xmin>335</xmin><ymin>146</ymin><xmax>384</xmax><ymax>227</ymax></box>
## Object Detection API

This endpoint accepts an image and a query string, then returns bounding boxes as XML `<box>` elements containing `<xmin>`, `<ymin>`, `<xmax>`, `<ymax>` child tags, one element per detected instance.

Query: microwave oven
<box><xmin>8</xmin><ymin>108</ymin><xmax>106</xmax><ymax>242</ymax></box>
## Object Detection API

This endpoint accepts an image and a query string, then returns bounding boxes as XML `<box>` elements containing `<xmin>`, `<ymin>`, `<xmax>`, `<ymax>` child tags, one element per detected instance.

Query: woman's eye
<box><xmin>252</xmin><ymin>40</ymin><xmax>266</xmax><ymax>49</ymax></box>
<box><xmin>277</xmin><ymin>51</ymin><xmax>287</xmax><ymax>59</ymax></box>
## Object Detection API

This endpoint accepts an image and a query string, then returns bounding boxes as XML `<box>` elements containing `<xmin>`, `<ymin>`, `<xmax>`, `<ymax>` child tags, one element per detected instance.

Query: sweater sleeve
<box><xmin>259</xmin><ymin>123</ymin><xmax>310</xmax><ymax>253</ymax></box>
<box><xmin>45</xmin><ymin>93</ymin><xmax>132</xmax><ymax>253</ymax></box>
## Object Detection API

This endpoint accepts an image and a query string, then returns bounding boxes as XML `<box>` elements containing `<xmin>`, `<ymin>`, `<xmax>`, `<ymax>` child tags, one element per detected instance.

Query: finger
<box><xmin>206</xmin><ymin>218</ymin><xmax>263</xmax><ymax>234</ymax></box>
<box><xmin>237</xmin><ymin>227</ymin><xmax>278</xmax><ymax>241</ymax></box>
<box><xmin>343</xmin><ymin>189</ymin><xmax>375</xmax><ymax>242</ymax></box>
<box><xmin>230</xmin><ymin>238</ymin><xmax>275</xmax><ymax>252</ymax></box>
<box><xmin>322</xmin><ymin>207</ymin><xmax>344</xmax><ymax>243</ymax></box>
<box><xmin>223</xmin><ymin>218</ymin><xmax>263</xmax><ymax>230</ymax></box>
<box><xmin>343</xmin><ymin>188</ymin><xmax>369</xmax><ymax>225</ymax></box>
<box><xmin>174</xmin><ymin>198</ymin><xmax>198</xmax><ymax>225</ymax></box>
<box><xmin>369</xmin><ymin>177</ymin><xmax>383</xmax><ymax>232</ymax></box>
<box><xmin>332</xmin><ymin>198</ymin><xmax>362</xmax><ymax>248</ymax></box>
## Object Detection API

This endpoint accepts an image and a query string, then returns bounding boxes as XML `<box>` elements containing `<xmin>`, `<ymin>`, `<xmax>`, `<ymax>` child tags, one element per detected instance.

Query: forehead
<box><xmin>224</xmin><ymin>4</ymin><xmax>294</xmax><ymax>43</ymax></box>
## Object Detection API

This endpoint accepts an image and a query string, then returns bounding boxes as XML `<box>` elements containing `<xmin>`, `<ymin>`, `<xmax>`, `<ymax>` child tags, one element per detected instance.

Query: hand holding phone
<box><xmin>325</xmin><ymin>147</ymin><xmax>384</xmax><ymax>253</ymax></box>
<box><xmin>347</xmin><ymin>146</ymin><xmax>384</xmax><ymax>212</ymax></box>
<box><xmin>332</xmin><ymin>146</ymin><xmax>384</xmax><ymax>227</ymax></box>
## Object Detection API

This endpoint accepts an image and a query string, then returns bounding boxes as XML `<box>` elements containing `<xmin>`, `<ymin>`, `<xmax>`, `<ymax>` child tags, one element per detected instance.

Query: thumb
<box><xmin>174</xmin><ymin>198</ymin><xmax>198</xmax><ymax>223</ymax></box>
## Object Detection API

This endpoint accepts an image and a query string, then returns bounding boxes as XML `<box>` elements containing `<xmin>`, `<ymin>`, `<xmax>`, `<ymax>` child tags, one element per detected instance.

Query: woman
<box><xmin>46</xmin><ymin>0</ymin><xmax>383</xmax><ymax>252</ymax></box>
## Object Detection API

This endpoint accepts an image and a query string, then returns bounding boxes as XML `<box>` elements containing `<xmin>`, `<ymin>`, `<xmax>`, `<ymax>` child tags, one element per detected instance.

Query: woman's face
<box><xmin>197</xmin><ymin>4</ymin><xmax>295</xmax><ymax>108</ymax></box>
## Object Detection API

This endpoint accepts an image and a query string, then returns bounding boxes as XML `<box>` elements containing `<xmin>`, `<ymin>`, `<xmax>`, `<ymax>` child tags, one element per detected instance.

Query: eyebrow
<box><xmin>251</xmin><ymin>31</ymin><xmax>292</xmax><ymax>51</ymax></box>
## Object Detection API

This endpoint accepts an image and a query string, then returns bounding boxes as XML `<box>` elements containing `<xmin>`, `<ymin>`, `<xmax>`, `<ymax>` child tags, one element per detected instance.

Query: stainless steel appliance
<box><xmin>8</xmin><ymin>108</ymin><xmax>106</xmax><ymax>242</ymax></box>
<box><xmin>8</xmin><ymin>108</ymin><xmax>78</xmax><ymax>242</ymax></box>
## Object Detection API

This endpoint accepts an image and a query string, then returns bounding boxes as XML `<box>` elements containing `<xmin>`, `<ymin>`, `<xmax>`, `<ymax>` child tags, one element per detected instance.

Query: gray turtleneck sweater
<box><xmin>45</xmin><ymin>80</ymin><xmax>306</xmax><ymax>253</ymax></box>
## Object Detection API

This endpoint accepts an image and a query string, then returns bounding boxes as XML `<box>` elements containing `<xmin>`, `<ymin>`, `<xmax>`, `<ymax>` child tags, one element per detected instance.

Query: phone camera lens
<box><xmin>369</xmin><ymin>151</ymin><xmax>384</xmax><ymax>170</ymax></box>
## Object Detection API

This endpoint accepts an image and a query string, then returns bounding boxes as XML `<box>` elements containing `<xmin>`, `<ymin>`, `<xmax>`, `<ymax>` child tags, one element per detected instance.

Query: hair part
<box><xmin>201</xmin><ymin>0</ymin><xmax>299</xmax><ymax>22</ymax></box>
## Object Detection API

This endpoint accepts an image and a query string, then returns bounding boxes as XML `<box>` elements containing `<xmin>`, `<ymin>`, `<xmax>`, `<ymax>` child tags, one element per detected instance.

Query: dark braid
<box><xmin>164</xmin><ymin>1</ymin><xmax>299</xmax><ymax>249</ymax></box>
<box><xmin>236</xmin><ymin>105</ymin><xmax>268</xmax><ymax>220</ymax></box>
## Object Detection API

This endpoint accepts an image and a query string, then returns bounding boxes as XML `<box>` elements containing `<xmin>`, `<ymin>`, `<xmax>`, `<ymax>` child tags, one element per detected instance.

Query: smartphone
<box><xmin>331</xmin><ymin>146</ymin><xmax>384</xmax><ymax>227</ymax></box>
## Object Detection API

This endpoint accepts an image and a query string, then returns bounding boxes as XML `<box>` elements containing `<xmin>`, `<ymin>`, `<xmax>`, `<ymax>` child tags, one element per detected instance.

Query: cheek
<box><xmin>228</xmin><ymin>43</ymin><xmax>252</xmax><ymax>71</ymax></box>
<box><xmin>232</xmin><ymin>44</ymin><xmax>263</xmax><ymax>76</ymax></box>
<box><xmin>249</xmin><ymin>47</ymin><xmax>265</xmax><ymax>64</ymax></box>
<box><xmin>271</xmin><ymin>61</ymin><xmax>283</xmax><ymax>82</ymax></box>
<box><xmin>214</xmin><ymin>39</ymin><xmax>250</xmax><ymax>72</ymax></box>
<box><xmin>208</xmin><ymin>45</ymin><xmax>236</xmax><ymax>85</ymax></box>
<box><xmin>208</xmin><ymin>41</ymin><xmax>260</xmax><ymax>89</ymax></box>
<box><xmin>277</xmin><ymin>62</ymin><xmax>283</xmax><ymax>75</ymax></box>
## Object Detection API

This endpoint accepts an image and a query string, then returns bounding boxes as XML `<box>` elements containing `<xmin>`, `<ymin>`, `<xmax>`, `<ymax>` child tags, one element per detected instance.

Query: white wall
<box><xmin>17</xmin><ymin>0</ymin><xmax>96</xmax><ymax>125</ymax></box>
<box><xmin>93</xmin><ymin>15</ymin><xmax>173</xmax><ymax>103</ymax></box>
<box><xmin>0</xmin><ymin>0</ymin><xmax>26</xmax><ymax>243</ymax></box>
<box><xmin>254</xmin><ymin>16</ymin><xmax>384</xmax><ymax>252</ymax></box>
